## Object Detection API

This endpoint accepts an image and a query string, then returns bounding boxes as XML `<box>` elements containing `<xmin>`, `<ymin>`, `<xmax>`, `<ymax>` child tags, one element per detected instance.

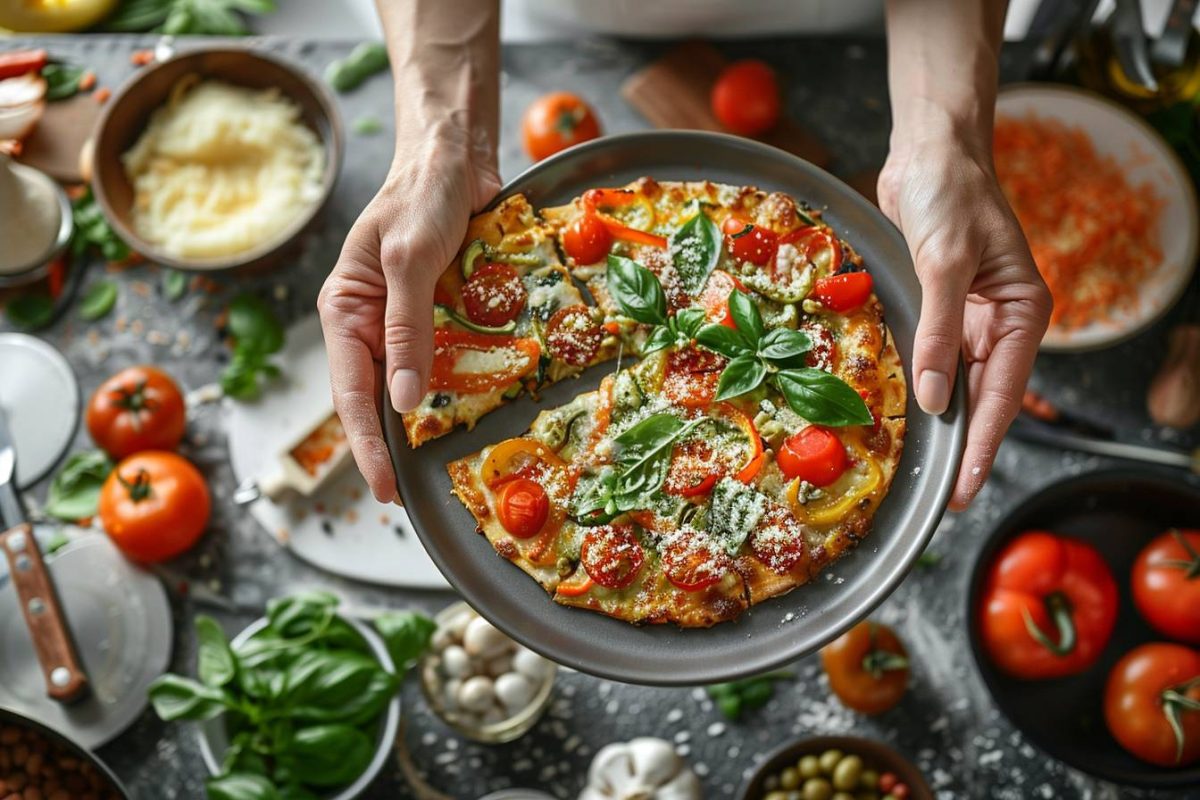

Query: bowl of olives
<box><xmin>737</xmin><ymin>735</ymin><xmax>932</xmax><ymax>800</ymax></box>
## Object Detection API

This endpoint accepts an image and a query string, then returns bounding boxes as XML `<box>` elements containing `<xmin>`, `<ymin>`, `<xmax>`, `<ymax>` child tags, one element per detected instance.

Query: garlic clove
<box><xmin>463</xmin><ymin>615</ymin><xmax>510</xmax><ymax>658</ymax></box>
<box><xmin>627</xmin><ymin>737</ymin><xmax>683</xmax><ymax>785</ymax></box>
<box><xmin>441</xmin><ymin>644</ymin><xmax>471</xmax><ymax>678</ymax></box>
<box><xmin>457</xmin><ymin>675</ymin><xmax>495</xmax><ymax>712</ymax></box>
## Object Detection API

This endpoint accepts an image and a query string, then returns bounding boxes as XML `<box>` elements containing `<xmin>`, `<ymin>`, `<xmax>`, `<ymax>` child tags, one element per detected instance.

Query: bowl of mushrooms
<box><xmin>420</xmin><ymin>602</ymin><xmax>557</xmax><ymax>743</ymax></box>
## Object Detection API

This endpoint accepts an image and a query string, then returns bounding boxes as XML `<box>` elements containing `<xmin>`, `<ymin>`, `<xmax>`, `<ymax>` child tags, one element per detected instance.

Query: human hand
<box><xmin>878</xmin><ymin>125</ymin><xmax>1052</xmax><ymax>510</ymax></box>
<box><xmin>317</xmin><ymin>127</ymin><xmax>500</xmax><ymax>501</ymax></box>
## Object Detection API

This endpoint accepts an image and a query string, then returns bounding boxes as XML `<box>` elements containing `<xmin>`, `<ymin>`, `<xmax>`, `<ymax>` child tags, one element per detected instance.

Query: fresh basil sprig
<box><xmin>695</xmin><ymin>289</ymin><xmax>872</xmax><ymax>427</ymax></box>
<box><xmin>606</xmin><ymin>254</ymin><xmax>705</xmax><ymax>355</ymax></box>
<box><xmin>44</xmin><ymin>450</ymin><xmax>113</xmax><ymax>521</ymax></box>
<box><xmin>669</xmin><ymin>206</ymin><xmax>721</xmax><ymax>296</ymax></box>
<box><xmin>221</xmin><ymin>293</ymin><xmax>286</xmax><ymax>400</ymax></box>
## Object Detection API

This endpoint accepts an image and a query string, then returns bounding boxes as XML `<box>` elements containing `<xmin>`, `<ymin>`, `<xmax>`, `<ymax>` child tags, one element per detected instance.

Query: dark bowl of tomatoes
<box><xmin>966</xmin><ymin>468</ymin><xmax>1200</xmax><ymax>788</ymax></box>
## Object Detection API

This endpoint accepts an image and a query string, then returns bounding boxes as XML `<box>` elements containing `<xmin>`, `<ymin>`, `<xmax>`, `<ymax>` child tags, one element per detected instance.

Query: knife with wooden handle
<box><xmin>0</xmin><ymin>407</ymin><xmax>88</xmax><ymax>704</ymax></box>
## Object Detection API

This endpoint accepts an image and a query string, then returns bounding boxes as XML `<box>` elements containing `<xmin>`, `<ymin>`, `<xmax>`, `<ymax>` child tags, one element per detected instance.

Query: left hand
<box><xmin>878</xmin><ymin>125</ymin><xmax>1052</xmax><ymax>509</ymax></box>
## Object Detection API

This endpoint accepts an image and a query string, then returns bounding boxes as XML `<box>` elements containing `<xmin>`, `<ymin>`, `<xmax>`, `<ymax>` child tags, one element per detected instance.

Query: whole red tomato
<box><xmin>710</xmin><ymin>59</ymin><xmax>781</xmax><ymax>136</ymax></box>
<box><xmin>1132</xmin><ymin>529</ymin><xmax>1200</xmax><ymax>644</ymax></box>
<box><xmin>821</xmin><ymin>620</ymin><xmax>909</xmax><ymax>714</ymax></box>
<box><xmin>86</xmin><ymin>366</ymin><xmax>186</xmax><ymax>459</ymax></box>
<box><xmin>979</xmin><ymin>530</ymin><xmax>1118</xmax><ymax>679</ymax></box>
<box><xmin>99</xmin><ymin>451</ymin><xmax>210</xmax><ymax>563</ymax></box>
<box><xmin>522</xmin><ymin>92</ymin><xmax>601</xmax><ymax>161</ymax></box>
<box><xmin>1105</xmin><ymin>643</ymin><xmax>1200</xmax><ymax>767</ymax></box>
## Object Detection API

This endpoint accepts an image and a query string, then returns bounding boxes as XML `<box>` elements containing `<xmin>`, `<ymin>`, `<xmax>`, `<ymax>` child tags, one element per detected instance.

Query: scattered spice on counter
<box><xmin>131</xmin><ymin>49</ymin><xmax>155</xmax><ymax>66</ymax></box>
<box><xmin>93</xmin><ymin>87</ymin><xmax>110</xmax><ymax>104</ymax></box>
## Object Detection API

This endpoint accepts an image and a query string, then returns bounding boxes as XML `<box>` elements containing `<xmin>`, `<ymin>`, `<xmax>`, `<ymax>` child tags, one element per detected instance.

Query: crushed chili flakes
<box><xmin>994</xmin><ymin>114</ymin><xmax>1164</xmax><ymax>330</ymax></box>
<box><xmin>94</xmin><ymin>87</ymin><xmax>111</xmax><ymax>104</ymax></box>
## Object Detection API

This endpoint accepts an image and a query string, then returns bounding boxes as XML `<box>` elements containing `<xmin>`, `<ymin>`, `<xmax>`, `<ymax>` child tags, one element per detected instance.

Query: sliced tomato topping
<box><xmin>811</xmin><ymin>272</ymin><xmax>873</xmax><ymax>312</ymax></box>
<box><xmin>661</xmin><ymin>531</ymin><xmax>731</xmax><ymax>591</ymax></box>
<box><xmin>562</xmin><ymin>212</ymin><xmax>613</xmax><ymax>264</ymax></box>
<box><xmin>722</xmin><ymin>215</ymin><xmax>778</xmax><ymax>266</ymax></box>
<box><xmin>462</xmin><ymin>263</ymin><xmax>527</xmax><ymax>327</ymax></box>
<box><xmin>664</xmin><ymin>403</ymin><xmax>763</xmax><ymax>496</ymax></box>
<box><xmin>581</xmin><ymin>524</ymin><xmax>645</xmax><ymax>589</ymax></box>
<box><xmin>545</xmin><ymin>304</ymin><xmax>603</xmax><ymax>366</ymax></box>
<box><xmin>496</xmin><ymin>478</ymin><xmax>549</xmax><ymax>538</ymax></box>
<box><xmin>776</xmin><ymin>426</ymin><xmax>848</xmax><ymax>487</ymax></box>
<box><xmin>750</xmin><ymin>505</ymin><xmax>808</xmax><ymax>574</ymax></box>
<box><xmin>779</xmin><ymin>226</ymin><xmax>843</xmax><ymax>276</ymax></box>
<box><xmin>802</xmin><ymin>322</ymin><xmax>837</xmax><ymax>370</ymax></box>
<box><xmin>430</xmin><ymin>329</ymin><xmax>540</xmax><ymax>394</ymax></box>
<box><xmin>698</xmin><ymin>270</ymin><xmax>747</xmax><ymax>329</ymax></box>
<box><xmin>664</xmin><ymin>439</ymin><xmax>721</xmax><ymax>497</ymax></box>
<box><xmin>662</xmin><ymin>347</ymin><xmax>726</xmax><ymax>408</ymax></box>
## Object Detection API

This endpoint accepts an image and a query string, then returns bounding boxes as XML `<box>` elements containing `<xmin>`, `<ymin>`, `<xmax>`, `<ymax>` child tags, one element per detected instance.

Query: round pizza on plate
<box><xmin>405</xmin><ymin>177</ymin><xmax>906</xmax><ymax>628</ymax></box>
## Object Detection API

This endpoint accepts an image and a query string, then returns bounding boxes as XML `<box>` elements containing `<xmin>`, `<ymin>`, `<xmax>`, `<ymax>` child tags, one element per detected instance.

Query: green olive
<box><xmin>859</xmin><ymin>770</ymin><xmax>879</xmax><ymax>790</ymax></box>
<box><xmin>780</xmin><ymin>767</ymin><xmax>801</xmax><ymax>789</ymax></box>
<box><xmin>833</xmin><ymin>755</ymin><xmax>864</xmax><ymax>790</ymax></box>
<box><xmin>818</xmin><ymin>749</ymin><xmax>844</xmax><ymax>774</ymax></box>
<box><xmin>764</xmin><ymin>792</ymin><xmax>789</xmax><ymax>800</ymax></box>
<box><xmin>831</xmin><ymin>793</ymin><xmax>855</xmax><ymax>800</ymax></box>
<box><xmin>798</xmin><ymin>755</ymin><xmax>822</xmax><ymax>778</ymax></box>
<box><xmin>787</xmin><ymin>793</ymin><xmax>803</xmax><ymax>800</ymax></box>
<box><xmin>764</xmin><ymin>776</ymin><xmax>781</xmax><ymax>791</ymax></box>
<box><xmin>802</xmin><ymin>777</ymin><xmax>833</xmax><ymax>800</ymax></box>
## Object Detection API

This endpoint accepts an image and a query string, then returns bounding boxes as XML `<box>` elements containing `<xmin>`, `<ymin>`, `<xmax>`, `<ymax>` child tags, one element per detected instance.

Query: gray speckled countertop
<box><xmin>2</xmin><ymin>34</ymin><xmax>1197</xmax><ymax>800</ymax></box>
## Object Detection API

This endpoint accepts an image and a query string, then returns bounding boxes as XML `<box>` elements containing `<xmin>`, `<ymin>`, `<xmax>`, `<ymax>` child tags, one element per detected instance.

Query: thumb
<box><xmin>911</xmin><ymin>242</ymin><xmax>973</xmax><ymax>416</ymax></box>
<box><xmin>383</xmin><ymin>242</ymin><xmax>438</xmax><ymax>414</ymax></box>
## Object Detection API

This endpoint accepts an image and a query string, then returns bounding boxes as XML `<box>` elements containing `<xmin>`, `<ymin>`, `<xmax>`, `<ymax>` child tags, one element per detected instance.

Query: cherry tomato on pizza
<box><xmin>661</xmin><ymin>346</ymin><xmax>725</xmax><ymax>408</ymax></box>
<box><xmin>661</xmin><ymin>532</ymin><xmax>731</xmax><ymax>592</ymax></box>
<box><xmin>545</xmin><ymin>304</ymin><xmax>603</xmax><ymax>366</ymax></box>
<box><xmin>779</xmin><ymin>226</ymin><xmax>843</xmax><ymax>276</ymax></box>
<box><xmin>1104</xmin><ymin>642</ymin><xmax>1200</xmax><ymax>767</ymax></box>
<box><xmin>86</xmin><ymin>366</ymin><xmax>186</xmax><ymax>459</ymax></box>
<box><xmin>722</xmin><ymin>215</ymin><xmax>778</xmax><ymax>266</ymax></box>
<box><xmin>776</xmin><ymin>426</ymin><xmax>848</xmax><ymax>487</ymax></box>
<box><xmin>495</xmin><ymin>478</ymin><xmax>550</xmax><ymax>538</ymax></box>
<box><xmin>561</xmin><ymin>212</ymin><xmax>612</xmax><ymax>264</ymax></box>
<box><xmin>580</xmin><ymin>524</ymin><xmax>645</xmax><ymax>589</ymax></box>
<box><xmin>822</xmin><ymin>620</ymin><xmax>910</xmax><ymax>715</ymax></box>
<box><xmin>1132</xmin><ymin>529</ymin><xmax>1200</xmax><ymax>644</ymax></box>
<box><xmin>698</xmin><ymin>270</ymin><xmax>747</xmax><ymax>329</ymax></box>
<box><xmin>98</xmin><ymin>451</ymin><xmax>210</xmax><ymax>563</ymax></box>
<box><xmin>749</xmin><ymin>504</ymin><xmax>807</xmax><ymax>574</ymax></box>
<box><xmin>710</xmin><ymin>59</ymin><xmax>781</xmax><ymax>137</ymax></box>
<box><xmin>979</xmin><ymin>530</ymin><xmax>1118</xmax><ymax>679</ymax></box>
<box><xmin>811</xmin><ymin>273</ymin><xmax>873</xmax><ymax>313</ymax></box>
<box><xmin>462</xmin><ymin>263</ymin><xmax>527</xmax><ymax>328</ymax></box>
<box><xmin>522</xmin><ymin>91</ymin><xmax>601</xmax><ymax>161</ymax></box>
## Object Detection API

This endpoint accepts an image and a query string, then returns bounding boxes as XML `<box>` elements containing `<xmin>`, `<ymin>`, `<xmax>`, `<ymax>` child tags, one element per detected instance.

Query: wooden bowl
<box><xmin>737</xmin><ymin>735</ymin><xmax>933</xmax><ymax>800</ymax></box>
<box><xmin>90</xmin><ymin>47</ymin><xmax>344</xmax><ymax>272</ymax></box>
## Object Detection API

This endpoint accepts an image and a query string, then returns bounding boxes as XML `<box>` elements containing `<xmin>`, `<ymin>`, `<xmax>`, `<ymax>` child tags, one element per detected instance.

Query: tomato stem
<box><xmin>1020</xmin><ymin>591</ymin><xmax>1077</xmax><ymax>656</ymax></box>
<box><xmin>863</xmin><ymin>622</ymin><xmax>908</xmax><ymax>679</ymax></box>
<box><xmin>117</xmin><ymin>468</ymin><xmax>155</xmax><ymax>503</ymax></box>
<box><xmin>112</xmin><ymin>380</ymin><xmax>155</xmax><ymax>432</ymax></box>
<box><xmin>1161</xmin><ymin>678</ymin><xmax>1200</xmax><ymax>764</ymax></box>
<box><xmin>1169</xmin><ymin>528</ymin><xmax>1200</xmax><ymax>579</ymax></box>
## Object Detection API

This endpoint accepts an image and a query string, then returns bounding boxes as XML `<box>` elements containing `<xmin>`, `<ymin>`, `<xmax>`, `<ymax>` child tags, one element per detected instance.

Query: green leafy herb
<box><xmin>706</xmin><ymin>671</ymin><xmax>792</xmax><ymax>720</ymax></box>
<box><xmin>669</xmin><ymin>206</ymin><xmax>721</xmax><ymax>296</ymax></box>
<box><xmin>71</xmin><ymin>187</ymin><xmax>131</xmax><ymax>263</ymax></box>
<box><xmin>915</xmin><ymin>549</ymin><xmax>942</xmax><ymax>569</ymax></box>
<box><xmin>351</xmin><ymin>115</ymin><xmax>383</xmax><ymax>136</ymax></box>
<box><xmin>45</xmin><ymin>529</ymin><xmax>72</xmax><ymax>555</ymax></box>
<box><xmin>163</xmin><ymin>269</ymin><xmax>189</xmax><ymax>302</ymax></box>
<box><xmin>106</xmin><ymin>0</ymin><xmax>277</xmax><ymax>35</ymax></box>
<box><xmin>325</xmin><ymin>43</ymin><xmax>389</xmax><ymax>93</ymax></box>
<box><xmin>150</xmin><ymin>593</ymin><xmax>434</xmax><ymax>798</ymax></box>
<box><xmin>714</xmin><ymin>353</ymin><xmax>767</xmax><ymax>401</ymax></box>
<box><xmin>775</xmin><ymin>368</ymin><xmax>873</xmax><ymax>427</ymax></box>
<box><xmin>221</xmin><ymin>293</ymin><xmax>286</xmax><ymax>400</ymax></box>
<box><xmin>44</xmin><ymin>450</ymin><xmax>113</xmax><ymax>521</ymax></box>
<box><xmin>78</xmin><ymin>280</ymin><xmax>118</xmax><ymax>321</ymax></box>
<box><xmin>605</xmin><ymin>255</ymin><xmax>704</xmax><ymax>355</ymax></box>
<box><xmin>4</xmin><ymin>294</ymin><xmax>55</xmax><ymax>331</ymax></box>
<box><xmin>41</xmin><ymin>64</ymin><xmax>87</xmax><ymax>102</ymax></box>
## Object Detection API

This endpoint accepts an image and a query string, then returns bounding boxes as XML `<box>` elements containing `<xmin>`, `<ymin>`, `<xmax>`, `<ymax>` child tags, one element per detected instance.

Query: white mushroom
<box><xmin>579</xmin><ymin>737</ymin><xmax>702</xmax><ymax>800</ymax></box>
<box><xmin>457</xmin><ymin>675</ymin><xmax>495</xmax><ymax>712</ymax></box>
<box><xmin>493</xmin><ymin>672</ymin><xmax>535</xmax><ymax>713</ymax></box>
<box><xmin>486</xmin><ymin>654</ymin><xmax>514</xmax><ymax>678</ymax></box>
<box><xmin>442</xmin><ymin>678</ymin><xmax>462</xmax><ymax>712</ymax></box>
<box><xmin>512</xmin><ymin>647</ymin><xmax>552</xmax><ymax>681</ymax></box>
<box><xmin>462</xmin><ymin>616</ymin><xmax>509</xmax><ymax>659</ymax></box>
<box><xmin>441</xmin><ymin>644</ymin><xmax>471</xmax><ymax>678</ymax></box>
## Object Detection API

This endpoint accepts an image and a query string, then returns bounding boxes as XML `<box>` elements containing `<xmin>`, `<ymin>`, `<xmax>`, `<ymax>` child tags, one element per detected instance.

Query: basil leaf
<box><xmin>266</xmin><ymin>590</ymin><xmax>339</xmax><ymax>638</ymax></box>
<box><xmin>206</xmin><ymin>773</ymin><xmax>280</xmax><ymax>800</ymax></box>
<box><xmin>163</xmin><ymin>269</ymin><xmax>188</xmax><ymax>301</ymax></box>
<box><xmin>71</xmin><ymin>188</ymin><xmax>131</xmax><ymax>262</ymax></box>
<box><xmin>283</xmin><ymin>650</ymin><xmax>385</xmax><ymax>717</ymax></box>
<box><xmin>148</xmin><ymin>674</ymin><xmax>232</xmax><ymax>721</ymax></box>
<box><xmin>714</xmin><ymin>354</ymin><xmax>767</xmax><ymax>401</ymax></box>
<box><xmin>4</xmin><ymin>294</ymin><xmax>55</xmax><ymax>331</ymax></box>
<box><xmin>669</xmin><ymin>209</ymin><xmax>721</xmax><ymax>296</ymax></box>
<box><xmin>641</xmin><ymin>325</ymin><xmax>676</xmax><ymax>355</ymax></box>
<box><xmin>759</xmin><ymin>327</ymin><xmax>813</xmax><ymax>363</ymax></box>
<box><xmin>79</xmin><ymin>280</ymin><xmax>118</xmax><ymax>321</ymax></box>
<box><xmin>775</xmin><ymin>368</ymin><xmax>873</xmax><ymax>426</ymax></box>
<box><xmin>569</xmin><ymin>467</ymin><xmax>618</xmax><ymax>522</ymax></box>
<box><xmin>277</xmin><ymin>784</ymin><xmax>320</xmax><ymax>800</ymax></box>
<box><xmin>695</xmin><ymin>323</ymin><xmax>750</xmax><ymax>359</ymax></box>
<box><xmin>612</xmin><ymin>413</ymin><xmax>703</xmax><ymax>503</ymax></box>
<box><xmin>606</xmin><ymin>254</ymin><xmax>667</xmax><ymax>326</ymax></box>
<box><xmin>728</xmin><ymin>290</ymin><xmax>764</xmax><ymax>346</ymax></box>
<box><xmin>373</xmin><ymin>610</ymin><xmax>436</xmax><ymax>669</ymax></box>
<box><xmin>196</xmin><ymin>615</ymin><xmax>237</xmax><ymax>688</ymax></box>
<box><xmin>41</xmin><ymin>64</ymin><xmax>87</xmax><ymax>102</ymax></box>
<box><xmin>674</xmin><ymin>307</ymin><xmax>706</xmax><ymax>339</ymax></box>
<box><xmin>281</xmin><ymin>724</ymin><xmax>375</xmax><ymax>787</ymax></box>
<box><xmin>44</xmin><ymin>450</ymin><xmax>113</xmax><ymax>521</ymax></box>
<box><xmin>228</xmin><ymin>293</ymin><xmax>285</xmax><ymax>355</ymax></box>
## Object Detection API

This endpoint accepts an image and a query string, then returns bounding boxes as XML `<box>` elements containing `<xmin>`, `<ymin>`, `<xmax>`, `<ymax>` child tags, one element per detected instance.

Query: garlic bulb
<box><xmin>579</xmin><ymin>737</ymin><xmax>703</xmax><ymax>800</ymax></box>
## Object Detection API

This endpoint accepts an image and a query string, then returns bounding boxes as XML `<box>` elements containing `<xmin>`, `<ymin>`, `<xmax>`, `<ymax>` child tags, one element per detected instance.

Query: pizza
<box><xmin>408</xmin><ymin>178</ymin><xmax>906</xmax><ymax>627</ymax></box>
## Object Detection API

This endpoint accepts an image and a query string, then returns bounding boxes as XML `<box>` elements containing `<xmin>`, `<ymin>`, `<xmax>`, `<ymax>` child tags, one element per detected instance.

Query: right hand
<box><xmin>318</xmin><ymin>126</ymin><xmax>500</xmax><ymax>502</ymax></box>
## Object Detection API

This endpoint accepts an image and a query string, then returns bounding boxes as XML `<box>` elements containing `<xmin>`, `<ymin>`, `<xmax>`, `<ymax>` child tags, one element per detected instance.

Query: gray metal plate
<box><xmin>0</xmin><ymin>333</ymin><xmax>80</xmax><ymax>490</ymax></box>
<box><xmin>0</xmin><ymin>533</ymin><xmax>173</xmax><ymax>749</ymax></box>
<box><xmin>384</xmin><ymin>131</ymin><xmax>966</xmax><ymax>685</ymax></box>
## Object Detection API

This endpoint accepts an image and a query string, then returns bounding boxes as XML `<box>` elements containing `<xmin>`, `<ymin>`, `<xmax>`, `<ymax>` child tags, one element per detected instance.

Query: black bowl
<box><xmin>0</xmin><ymin>707</ymin><xmax>130</xmax><ymax>798</ymax></box>
<box><xmin>966</xmin><ymin>468</ymin><xmax>1200</xmax><ymax>789</ymax></box>
<box><xmin>737</xmin><ymin>735</ymin><xmax>933</xmax><ymax>800</ymax></box>
<box><xmin>385</xmin><ymin>130</ymin><xmax>966</xmax><ymax>685</ymax></box>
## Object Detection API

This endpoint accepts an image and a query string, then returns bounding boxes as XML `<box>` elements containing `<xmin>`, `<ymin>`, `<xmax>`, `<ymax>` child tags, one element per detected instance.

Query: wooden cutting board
<box><xmin>17</xmin><ymin>93</ymin><xmax>100</xmax><ymax>184</ymax></box>
<box><xmin>621</xmin><ymin>41</ymin><xmax>832</xmax><ymax>169</ymax></box>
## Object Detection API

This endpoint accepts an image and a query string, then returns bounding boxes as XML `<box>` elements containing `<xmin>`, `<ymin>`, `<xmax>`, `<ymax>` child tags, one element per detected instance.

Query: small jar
<box><xmin>0</xmin><ymin>155</ymin><xmax>72</xmax><ymax>288</ymax></box>
<box><xmin>420</xmin><ymin>602</ymin><xmax>556</xmax><ymax>744</ymax></box>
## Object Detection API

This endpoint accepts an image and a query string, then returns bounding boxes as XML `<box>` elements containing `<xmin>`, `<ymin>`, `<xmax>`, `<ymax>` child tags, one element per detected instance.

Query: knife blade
<box><xmin>0</xmin><ymin>405</ymin><xmax>26</xmax><ymax>527</ymax></box>
<box><xmin>1112</xmin><ymin>0</ymin><xmax>1161</xmax><ymax>91</ymax></box>
<box><xmin>1010</xmin><ymin>414</ymin><xmax>1200</xmax><ymax>473</ymax></box>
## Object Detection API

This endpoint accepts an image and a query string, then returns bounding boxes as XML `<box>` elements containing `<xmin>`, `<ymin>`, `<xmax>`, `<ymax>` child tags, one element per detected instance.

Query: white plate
<box><xmin>996</xmin><ymin>84</ymin><xmax>1199</xmax><ymax>352</ymax></box>
<box><xmin>226</xmin><ymin>315</ymin><xmax>446</xmax><ymax>589</ymax></box>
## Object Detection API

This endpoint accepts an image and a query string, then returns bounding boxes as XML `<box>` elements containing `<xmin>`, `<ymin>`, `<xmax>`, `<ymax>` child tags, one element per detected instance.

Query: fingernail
<box><xmin>390</xmin><ymin>369</ymin><xmax>423</xmax><ymax>413</ymax></box>
<box><xmin>917</xmin><ymin>370</ymin><xmax>950</xmax><ymax>415</ymax></box>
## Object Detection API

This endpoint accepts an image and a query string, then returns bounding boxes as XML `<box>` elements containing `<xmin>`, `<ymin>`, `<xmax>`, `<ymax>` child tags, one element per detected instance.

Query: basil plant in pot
<box><xmin>149</xmin><ymin>591</ymin><xmax>435</xmax><ymax>800</ymax></box>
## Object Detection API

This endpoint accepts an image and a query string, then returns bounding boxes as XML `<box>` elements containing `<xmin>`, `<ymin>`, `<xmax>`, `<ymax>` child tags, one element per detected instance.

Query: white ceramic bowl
<box><xmin>995</xmin><ymin>84</ymin><xmax>1199</xmax><ymax>352</ymax></box>
<box><xmin>197</xmin><ymin>615</ymin><xmax>401</xmax><ymax>800</ymax></box>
